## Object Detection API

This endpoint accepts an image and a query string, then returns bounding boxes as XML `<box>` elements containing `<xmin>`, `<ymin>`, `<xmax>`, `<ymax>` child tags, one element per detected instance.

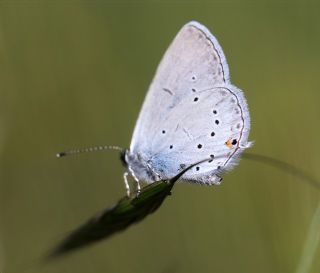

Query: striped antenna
<box><xmin>56</xmin><ymin>145</ymin><xmax>124</xmax><ymax>158</ymax></box>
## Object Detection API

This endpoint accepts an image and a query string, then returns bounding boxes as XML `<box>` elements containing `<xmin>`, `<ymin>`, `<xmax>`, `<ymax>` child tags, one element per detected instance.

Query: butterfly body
<box><xmin>125</xmin><ymin>21</ymin><xmax>251</xmax><ymax>185</ymax></box>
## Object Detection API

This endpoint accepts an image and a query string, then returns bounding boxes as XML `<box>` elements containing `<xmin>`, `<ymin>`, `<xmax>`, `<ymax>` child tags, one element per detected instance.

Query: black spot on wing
<box><xmin>162</xmin><ymin>88</ymin><xmax>173</xmax><ymax>95</ymax></box>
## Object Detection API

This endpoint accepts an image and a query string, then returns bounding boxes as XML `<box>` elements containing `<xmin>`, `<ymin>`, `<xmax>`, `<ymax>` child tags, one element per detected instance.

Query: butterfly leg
<box><xmin>136</xmin><ymin>179</ymin><xmax>141</xmax><ymax>194</ymax></box>
<box><xmin>130</xmin><ymin>173</ymin><xmax>141</xmax><ymax>194</ymax></box>
<box><xmin>128</xmin><ymin>166</ymin><xmax>141</xmax><ymax>195</ymax></box>
<box><xmin>123</xmin><ymin>172</ymin><xmax>130</xmax><ymax>196</ymax></box>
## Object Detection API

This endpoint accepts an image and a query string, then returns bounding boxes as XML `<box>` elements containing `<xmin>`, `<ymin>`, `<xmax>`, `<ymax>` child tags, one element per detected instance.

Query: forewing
<box><xmin>130</xmin><ymin>21</ymin><xmax>230</xmax><ymax>153</ymax></box>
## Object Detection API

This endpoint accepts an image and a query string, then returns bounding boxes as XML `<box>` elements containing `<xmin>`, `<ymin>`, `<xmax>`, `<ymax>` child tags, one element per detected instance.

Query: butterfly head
<box><xmin>119</xmin><ymin>149</ymin><xmax>129</xmax><ymax>168</ymax></box>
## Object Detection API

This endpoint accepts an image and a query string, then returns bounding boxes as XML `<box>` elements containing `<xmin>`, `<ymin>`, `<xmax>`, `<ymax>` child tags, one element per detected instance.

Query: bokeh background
<box><xmin>0</xmin><ymin>1</ymin><xmax>320</xmax><ymax>273</ymax></box>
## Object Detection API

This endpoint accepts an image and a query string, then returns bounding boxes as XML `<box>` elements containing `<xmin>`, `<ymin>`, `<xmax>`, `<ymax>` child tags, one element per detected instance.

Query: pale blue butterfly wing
<box><xmin>131</xmin><ymin>21</ymin><xmax>230</xmax><ymax>151</ymax></box>
<box><xmin>127</xmin><ymin>21</ymin><xmax>250</xmax><ymax>184</ymax></box>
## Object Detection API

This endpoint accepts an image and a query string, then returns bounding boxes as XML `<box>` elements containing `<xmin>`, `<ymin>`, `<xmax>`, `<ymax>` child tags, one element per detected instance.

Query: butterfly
<box><xmin>122</xmin><ymin>21</ymin><xmax>251</xmax><ymax>192</ymax></box>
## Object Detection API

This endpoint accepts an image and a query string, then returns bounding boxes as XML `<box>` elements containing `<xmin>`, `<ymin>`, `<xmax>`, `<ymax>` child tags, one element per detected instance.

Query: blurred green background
<box><xmin>0</xmin><ymin>1</ymin><xmax>320</xmax><ymax>273</ymax></box>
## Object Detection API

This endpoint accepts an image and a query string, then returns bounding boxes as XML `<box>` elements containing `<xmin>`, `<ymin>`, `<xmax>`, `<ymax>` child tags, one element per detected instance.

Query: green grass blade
<box><xmin>47</xmin><ymin>179</ymin><xmax>175</xmax><ymax>260</ymax></box>
<box><xmin>45</xmin><ymin>158</ymin><xmax>210</xmax><ymax>260</ymax></box>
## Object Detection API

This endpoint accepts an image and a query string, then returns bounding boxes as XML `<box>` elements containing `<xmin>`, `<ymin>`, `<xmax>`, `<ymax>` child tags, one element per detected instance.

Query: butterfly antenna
<box><xmin>56</xmin><ymin>145</ymin><xmax>124</xmax><ymax>158</ymax></box>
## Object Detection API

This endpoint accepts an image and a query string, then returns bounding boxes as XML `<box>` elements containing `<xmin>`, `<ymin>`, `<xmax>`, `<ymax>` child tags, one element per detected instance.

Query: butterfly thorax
<box><xmin>125</xmin><ymin>150</ymin><xmax>162</xmax><ymax>183</ymax></box>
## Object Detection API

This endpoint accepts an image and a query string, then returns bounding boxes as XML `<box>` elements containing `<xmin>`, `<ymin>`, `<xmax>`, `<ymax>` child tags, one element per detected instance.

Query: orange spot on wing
<box><xmin>225</xmin><ymin>139</ymin><xmax>233</xmax><ymax>148</ymax></box>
